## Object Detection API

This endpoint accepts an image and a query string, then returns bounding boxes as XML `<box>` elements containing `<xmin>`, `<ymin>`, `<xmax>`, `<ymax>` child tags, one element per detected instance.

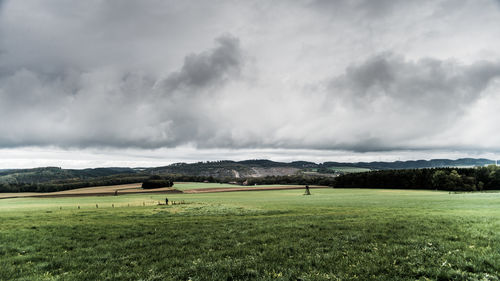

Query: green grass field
<box><xmin>1</xmin><ymin>188</ymin><xmax>499</xmax><ymax>280</ymax></box>
<box><xmin>173</xmin><ymin>182</ymin><xmax>241</xmax><ymax>191</ymax></box>
<box><xmin>173</xmin><ymin>182</ymin><xmax>301</xmax><ymax>191</ymax></box>
<box><xmin>327</xmin><ymin>167</ymin><xmax>372</xmax><ymax>173</ymax></box>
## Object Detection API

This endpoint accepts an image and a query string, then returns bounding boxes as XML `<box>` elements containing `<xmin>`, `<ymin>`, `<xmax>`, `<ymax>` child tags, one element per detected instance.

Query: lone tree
<box><xmin>142</xmin><ymin>175</ymin><xmax>174</xmax><ymax>189</ymax></box>
<box><xmin>304</xmin><ymin>185</ymin><xmax>311</xmax><ymax>195</ymax></box>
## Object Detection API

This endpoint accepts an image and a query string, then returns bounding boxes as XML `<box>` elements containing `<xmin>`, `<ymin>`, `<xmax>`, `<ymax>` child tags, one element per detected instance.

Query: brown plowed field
<box><xmin>0</xmin><ymin>183</ymin><xmax>180</xmax><ymax>199</ymax></box>
<box><xmin>0</xmin><ymin>184</ymin><xmax>328</xmax><ymax>199</ymax></box>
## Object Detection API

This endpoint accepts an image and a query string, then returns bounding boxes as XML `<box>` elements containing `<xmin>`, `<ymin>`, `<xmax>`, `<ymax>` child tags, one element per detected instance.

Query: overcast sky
<box><xmin>1</xmin><ymin>0</ymin><xmax>500</xmax><ymax>168</ymax></box>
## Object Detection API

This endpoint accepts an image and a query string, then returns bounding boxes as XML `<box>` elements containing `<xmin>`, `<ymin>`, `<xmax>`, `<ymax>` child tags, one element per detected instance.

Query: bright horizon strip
<box><xmin>0</xmin><ymin>146</ymin><xmax>499</xmax><ymax>169</ymax></box>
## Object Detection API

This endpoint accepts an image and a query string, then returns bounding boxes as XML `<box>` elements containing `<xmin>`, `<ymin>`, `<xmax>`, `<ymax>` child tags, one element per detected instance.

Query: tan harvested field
<box><xmin>0</xmin><ymin>183</ymin><xmax>328</xmax><ymax>199</ymax></box>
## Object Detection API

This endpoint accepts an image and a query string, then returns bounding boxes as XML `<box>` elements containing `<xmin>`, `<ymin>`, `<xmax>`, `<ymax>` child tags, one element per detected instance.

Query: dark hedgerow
<box><xmin>141</xmin><ymin>176</ymin><xmax>174</xmax><ymax>189</ymax></box>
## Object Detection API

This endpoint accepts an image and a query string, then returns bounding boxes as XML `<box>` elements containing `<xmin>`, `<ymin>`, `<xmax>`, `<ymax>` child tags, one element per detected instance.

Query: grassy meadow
<box><xmin>1</xmin><ymin>186</ymin><xmax>500</xmax><ymax>280</ymax></box>
<box><xmin>174</xmin><ymin>182</ymin><xmax>244</xmax><ymax>191</ymax></box>
<box><xmin>326</xmin><ymin>167</ymin><xmax>372</xmax><ymax>173</ymax></box>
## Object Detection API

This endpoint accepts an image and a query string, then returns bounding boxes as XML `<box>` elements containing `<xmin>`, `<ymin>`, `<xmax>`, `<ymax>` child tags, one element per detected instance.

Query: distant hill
<box><xmin>148</xmin><ymin>161</ymin><xmax>254</xmax><ymax>178</ymax></box>
<box><xmin>0</xmin><ymin>167</ymin><xmax>138</xmax><ymax>185</ymax></box>
<box><xmin>0</xmin><ymin>158</ymin><xmax>496</xmax><ymax>188</ymax></box>
<box><xmin>320</xmin><ymin>158</ymin><xmax>495</xmax><ymax>170</ymax></box>
<box><xmin>147</xmin><ymin>158</ymin><xmax>497</xmax><ymax>178</ymax></box>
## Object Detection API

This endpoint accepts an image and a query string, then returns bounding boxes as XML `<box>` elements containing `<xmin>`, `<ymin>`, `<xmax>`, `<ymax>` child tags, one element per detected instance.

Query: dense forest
<box><xmin>321</xmin><ymin>158</ymin><xmax>495</xmax><ymax>170</ymax></box>
<box><xmin>0</xmin><ymin>174</ymin><xmax>150</xmax><ymax>193</ymax></box>
<box><xmin>210</xmin><ymin>166</ymin><xmax>500</xmax><ymax>191</ymax></box>
<box><xmin>334</xmin><ymin>166</ymin><xmax>500</xmax><ymax>191</ymax></box>
<box><xmin>0</xmin><ymin>167</ymin><xmax>145</xmax><ymax>192</ymax></box>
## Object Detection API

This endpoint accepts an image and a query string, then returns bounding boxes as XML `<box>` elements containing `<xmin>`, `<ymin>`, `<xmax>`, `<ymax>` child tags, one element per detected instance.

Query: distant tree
<box><xmin>447</xmin><ymin>170</ymin><xmax>463</xmax><ymax>190</ymax></box>
<box><xmin>461</xmin><ymin>175</ymin><xmax>476</xmax><ymax>191</ymax></box>
<box><xmin>149</xmin><ymin>175</ymin><xmax>162</xmax><ymax>180</ymax></box>
<box><xmin>488</xmin><ymin>166</ymin><xmax>500</xmax><ymax>188</ymax></box>
<box><xmin>432</xmin><ymin>170</ymin><xmax>448</xmax><ymax>189</ymax></box>
<box><xmin>477</xmin><ymin>181</ymin><xmax>484</xmax><ymax>192</ymax></box>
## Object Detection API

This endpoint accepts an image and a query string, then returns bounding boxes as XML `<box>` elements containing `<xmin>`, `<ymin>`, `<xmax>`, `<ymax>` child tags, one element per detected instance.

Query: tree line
<box><xmin>0</xmin><ymin>174</ymin><xmax>150</xmax><ymax>193</ymax></box>
<box><xmin>334</xmin><ymin>166</ymin><xmax>500</xmax><ymax>191</ymax></box>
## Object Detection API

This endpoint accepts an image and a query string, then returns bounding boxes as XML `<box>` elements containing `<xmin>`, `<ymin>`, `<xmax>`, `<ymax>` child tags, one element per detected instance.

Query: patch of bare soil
<box><xmin>0</xmin><ymin>184</ymin><xmax>329</xmax><ymax>199</ymax></box>
<box><xmin>0</xmin><ymin>183</ymin><xmax>180</xmax><ymax>199</ymax></box>
<box><xmin>0</xmin><ymin>193</ymin><xmax>40</xmax><ymax>199</ymax></box>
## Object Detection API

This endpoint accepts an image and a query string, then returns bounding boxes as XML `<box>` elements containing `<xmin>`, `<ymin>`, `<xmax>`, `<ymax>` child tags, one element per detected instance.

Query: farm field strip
<box><xmin>0</xmin><ymin>182</ymin><xmax>324</xmax><ymax>199</ymax></box>
<box><xmin>183</xmin><ymin>185</ymin><xmax>327</xmax><ymax>193</ymax></box>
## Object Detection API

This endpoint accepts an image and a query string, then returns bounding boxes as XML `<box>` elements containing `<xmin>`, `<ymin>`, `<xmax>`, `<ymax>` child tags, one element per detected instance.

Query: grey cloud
<box><xmin>308</xmin><ymin>0</ymin><xmax>417</xmax><ymax>19</ymax></box>
<box><xmin>1</xmin><ymin>0</ymin><xmax>500</xmax><ymax>156</ymax></box>
<box><xmin>150</xmin><ymin>35</ymin><xmax>243</xmax><ymax>147</ymax></box>
<box><xmin>0</xmin><ymin>0</ymin><xmax>228</xmax><ymax>75</ymax></box>
<box><xmin>308</xmin><ymin>0</ymin><xmax>486</xmax><ymax>22</ymax></box>
<box><xmin>3</xmin><ymin>50</ymin><xmax>500</xmax><ymax>153</ymax></box>
<box><xmin>161</xmin><ymin>35</ymin><xmax>242</xmax><ymax>92</ymax></box>
<box><xmin>0</xmin><ymin>35</ymin><xmax>243</xmax><ymax>149</ymax></box>
<box><xmin>333</xmin><ymin>53</ymin><xmax>500</xmax><ymax>109</ymax></box>
<box><xmin>318</xmin><ymin>53</ymin><xmax>500</xmax><ymax>151</ymax></box>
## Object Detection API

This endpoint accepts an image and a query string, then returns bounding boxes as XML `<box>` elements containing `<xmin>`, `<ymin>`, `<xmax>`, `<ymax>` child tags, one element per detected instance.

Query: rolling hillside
<box><xmin>1</xmin><ymin>158</ymin><xmax>496</xmax><ymax>193</ymax></box>
<box><xmin>148</xmin><ymin>158</ymin><xmax>495</xmax><ymax>178</ymax></box>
